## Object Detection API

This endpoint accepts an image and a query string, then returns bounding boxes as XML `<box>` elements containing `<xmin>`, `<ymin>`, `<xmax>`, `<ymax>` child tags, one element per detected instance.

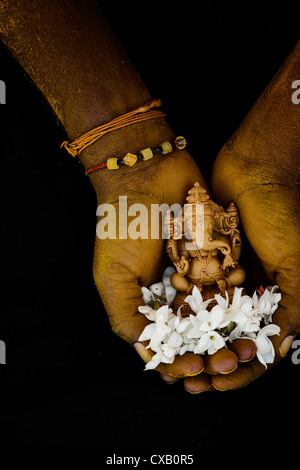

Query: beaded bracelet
<box><xmin>84</xmin><ymin>136</ymin><xmax>187</xmax><ymax>175</ymax></box>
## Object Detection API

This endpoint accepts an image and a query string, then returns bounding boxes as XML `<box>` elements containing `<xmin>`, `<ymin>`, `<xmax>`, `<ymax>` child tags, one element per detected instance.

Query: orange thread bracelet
<box><xmin>61</xmin><ymin>99</ymin><xmax>166</xmax><ymax>158</ymax></box>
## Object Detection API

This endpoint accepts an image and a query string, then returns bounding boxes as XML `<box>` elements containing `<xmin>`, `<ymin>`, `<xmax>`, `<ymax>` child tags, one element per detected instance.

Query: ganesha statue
<box><xmin>165</xmin><ymin>182</ymin><xmax>246</xmax><ymax>315</ymax></box>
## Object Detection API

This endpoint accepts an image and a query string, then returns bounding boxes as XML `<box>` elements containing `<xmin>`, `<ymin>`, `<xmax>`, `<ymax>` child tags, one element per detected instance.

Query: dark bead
<box><xmin>137</xmin><ymin>153</ymin><xmax>143</xmax><ymax>160</ymax></box>
<box><xmin>117</xmin><ymin>159</ymin><xmax>124</xmax><ymax>166</ymax></box>
<box><xmin>152</xmin><ymin>146</ymin><xmax>162</xmax><ymax>154</ymax></box>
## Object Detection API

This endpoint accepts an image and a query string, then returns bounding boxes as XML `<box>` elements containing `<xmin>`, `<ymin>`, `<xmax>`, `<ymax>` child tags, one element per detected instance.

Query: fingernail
<box><xmin>160</xmin><ymin>373</ymin><xmax>179</xmax><ymax>384</ymax></box>
<box><xmin>279</xmin><ymin>335</ymin><xmax>295</xmax><ymax>357</ymax></box>
<box><xmin>133</xmin><ymin>342</ymin><xmax>152</xmax><ymax>363</ymax></box>
<box><xmin>212</xmin><ymin>384</ymin><xmax>228</xmax><ymax>392</ymax></box>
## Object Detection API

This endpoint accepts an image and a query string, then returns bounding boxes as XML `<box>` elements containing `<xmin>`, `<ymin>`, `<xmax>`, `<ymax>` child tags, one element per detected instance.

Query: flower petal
<box><xmin>168</xmin><ymin>331</ymin><xmax>183</xmax><ymax>348</ymax></box>
<box><xmin>187</xmin><ymin>326</ymin><xmax>204</xmax><ymax>339</ymax></box>
<box><xmin>256</xmin><ymin>334</ymin><xmax>272</xmax><ymax>355</ymax></box>
<box><xmin>138</xmin><ymin>323</ymin><xmax>156</xmax><ymax>341</ymax></box>
<box><xmin>155</xmin><ymin>305</ymin><xmax>169</xmax><ymax>323</ymax></box>
<box><xmin>241</xmin><ymin>298</ymin><xmax>253</xmax><ymax>314</ymax></box>
<box><xmin>184</xmin><ymin>286</ymin><xmax>203</xmax><ymax>313</ymax></box>
<box><xmin>196</xmin><ymin>309</ymin><xmax>210</xmax><ymax>322</ymax></box>
<box><xmin>176</xmin><ymin>318</ymin><xmax>192</xmax><ymax>334</ymax></box>
<box><xmin>179</xmin><ymin>344</ymin><xmax>189</xmax><ymax>356</ymax></box>
<box><xmin>194</xmin><ymin>333</ymin><xmax>211</xmax><ymax>354</ymax></box>
<box><xmin>256</xmin><ymin>349</ymin><xmax>267</xmax><ymax>368</ymax></box>
<box><xmin>145</xmin><ymin>352</ymin><xmax>162</xmax><ymax>370</ymax></box>
<box><xmin>138</xmin><ymin>305</ymin><xmax>156</xmax><ymax>321</ymax></box>
<box><xmin>155</xmin><ymin>323</ymin><xmax>171</xmax><ymax>340</ymax></box>
<box><xmin>210</xmin><ymin>305</ymin><xmax>225</xmax><ymax>328</ymax></box>
<box><xmin>161</xmin><ymin>344</ymin><xmax>177</xmax><ymax>359</ymax></box>
<box><xmin>207</xmin><ymin>332</ymin><xmax>225</xmax><ymax>355</ymax></box>
<box><xmin>259</xmin><ymin>324</ymin><xmax>280</xmax><ymax>337</ymax></box>
<box><xmin>232</xmin><ymin>287</ymin><xmax>243</xmax><ymax>309</ymax></box>
<box><xmin>141</xmin><ymin>287</ymin><xmax>154</xmax><ymax>305</ymax></box>
<box><xmin>189</xmin><ymin>315</ymin><xmax>203</xmax><ymax>330</ymax></box>
<box><xmin>214</xmin><ymin>291</ymin><xmax>229</xmax><ymax>310</ymax></box>
<box><xmin>150</xmin><ymin>282</ymin><xmax>164</xmax><ymax>297</ymax></box>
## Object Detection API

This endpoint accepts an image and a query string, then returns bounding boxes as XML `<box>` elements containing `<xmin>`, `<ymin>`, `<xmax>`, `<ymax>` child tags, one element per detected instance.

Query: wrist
<box><xmin>72</xmin><ymin>116</ymin><xmax>176</xmax><ymax>196</ymax></box>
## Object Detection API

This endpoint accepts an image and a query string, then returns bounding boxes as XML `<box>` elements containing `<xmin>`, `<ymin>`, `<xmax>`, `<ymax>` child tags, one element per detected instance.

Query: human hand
<box><xmin>200</xmin><ymin>141</ymin><xmax>300</xmax><ymax>392</ymax></box>
<box><xmin>92</xmin><ymin>129</ymin><xmax>204</xmax><ymax>379</ymax></box>
<box><xmin>91</xmin><ymin>124</ymin><xmax>256</xmax><ymax>385</ymax></box>
<box><xmin>182</xmin><ymin>59</ymin><xmax>300</xmax><ymax>392</ymax></box>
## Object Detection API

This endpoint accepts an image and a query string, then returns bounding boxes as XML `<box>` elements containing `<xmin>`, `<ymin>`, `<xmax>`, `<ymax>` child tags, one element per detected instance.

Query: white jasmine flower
<box><xmin>141</xmin><ymin>286</ymin><xmax>154</xmax><ymax>306</ymax></box>
<box><xmin>253</xmin><ymin>285</ymin><xmax>281</xmax><ymax>324</ymax></box>
<box><xmin>190</xmin><ymin>304</ymin><xmax>226</xmax><ymax>355</ymax></box>
<box><xmin>255</xmin><ymin>324</ymin><xmax>281</xmax><ymax>368</ymax></box>
<box><xmin>219</xmin><ymin>287</ymin><xmax>252</xmax><ymax>328</ymax></box>
<box><xmin>184</xmin><ymin>314</ymin><xmax>207</xmax><ymax>339</ymax></box>
<box><xmin>199</xmin><ymin>304</ymin><xmax>224</xmax><ymax>332</ymax></box>
<box><xmin>144</xmin><ymin>352</ymin><xmax>162</xmax><ymax>370</ymax></box>
<box><xmin>194</xmin><ymin>331</ymin><xmax>226</xmax><ymax>355</ymax></box>
<box><xmin>144</xmin><ymin>347</ymin><xmax>175</xmax><ymax>370</ymax></box>
<box><xmin>239</xmin><ymin>311</ymin><xmax>261</xmax><ymax>333</ymax></box>
<box><xmin>138</xmin><ymin>305</ymin><xmax>157</xmax><ymax>321</ymax></box>
<box><xmin>138</xmin><ymin>275</ymin><xmax>282</xmax><ymax>370</ymax></box>
<box><xmin>143</xmin><ymin>324</ymin><xmax>183</xmax><ymax>370</ymax></box>
<box><xmin>138</xmin><ymin>305</ymin><xmax>172</xmax><ymax>343</ymax></box>
<box><xmin>150</xmin><ymin>282</ymin><xmax>164</xmax><ymax>297</ymax></box>
<box><xmin>141</xmin><ymin>267</ymin><xmax>177</xmax><ymax>308</ymax></box>
<box><xmin>229</xmin><ymin>325</ymin><xmax>256</xmax><ymax>342</ymax></box>
<box><xmin>174</xmin><ymin>317</ymin><xmax>197</xmax><ymax>351</ymax></box>
<box><xmin>184</xmin><ymin>285</ymin><xmax>212</xmax><ymax>314</ymax></box>
<box><xmin>167</xmin><ymin>330</ymin><xmax>183</xmax><ymax>348</ymax></box>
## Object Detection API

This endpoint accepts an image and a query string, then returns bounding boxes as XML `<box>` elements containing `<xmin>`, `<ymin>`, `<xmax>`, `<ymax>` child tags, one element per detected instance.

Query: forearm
<box><xmin>224</xmin><ymin>40</ymin><xmax>300</xmax><ymax>170</ymax></box>
<box><xmin>212</xmin><ymin>39</ymin><xmax>300</xmax><ymax>203</ymax></box>
<box><xmin>0</xmin><ymin>0</ymin><xmax>151</xmax><ymax>132</ymax></box>
<box><xmin>0</xmin><ymin>0</ymin><xmax>174</xmax><ymax>188</ymax></box>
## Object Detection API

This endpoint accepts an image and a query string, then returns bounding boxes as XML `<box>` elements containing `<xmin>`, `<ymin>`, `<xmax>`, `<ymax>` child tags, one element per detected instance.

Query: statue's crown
<box><xmin>186</xmin><ymin>182</ymin><xmax>210</xmax><ymax>204</ymax></box>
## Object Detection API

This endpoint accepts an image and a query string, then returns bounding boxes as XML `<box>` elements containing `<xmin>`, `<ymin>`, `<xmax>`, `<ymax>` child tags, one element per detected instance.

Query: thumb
<box><xmin>94</xmin><ymin>254</ymin><xmax>150</xmax><ymax>345</ymax></box>
<box><xmin>271</xmin><ymin>267</ymin><xmax>300</xmax><ymax>360</ymax></box>
<box><xmin>93</xmin><ymin>241</ymin><xmax>204</xmax><ymax>378</ymax></box>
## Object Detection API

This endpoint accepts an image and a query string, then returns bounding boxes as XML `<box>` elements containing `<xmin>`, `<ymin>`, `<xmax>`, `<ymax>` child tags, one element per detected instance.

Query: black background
<box><xmin>0</xmin><ymin>0</ymin><xmax>299</xmax><ymax>451</ymax></box>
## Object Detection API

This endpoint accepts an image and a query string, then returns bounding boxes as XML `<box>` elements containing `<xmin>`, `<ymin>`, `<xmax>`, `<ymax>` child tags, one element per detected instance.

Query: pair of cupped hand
<box><xmin>92</xmin><ymin>131</ymin><xmax>300</xmax><ymax>393</ymax></box>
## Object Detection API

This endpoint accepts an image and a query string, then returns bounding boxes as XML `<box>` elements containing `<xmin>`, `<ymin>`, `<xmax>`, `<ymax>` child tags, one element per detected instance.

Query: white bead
<box><xmin>140</xmin><ymin>148</ymin><xmax>153</xmax><ymax>161</ymax></box>
<box><xmin>160</xmin><ymin>141</ymin><xmax>173</xmax><ymax>154</ymax></box>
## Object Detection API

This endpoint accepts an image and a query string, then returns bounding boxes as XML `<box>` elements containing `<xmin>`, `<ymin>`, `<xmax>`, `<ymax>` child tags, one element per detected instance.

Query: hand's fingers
<box><xmin>271</xmin><ymin>286</ymin><xmax>300</xmax><ymax>361</ymax></box>
<box><xmin>211</xmin><ymin>290</ymin><xmax>300</xmax><ymax>392</ymax></box>
<box><xmin>211</xmin><ymin>293</ymin><xmax>299</xmax><ymax>391</ymax></box>
<box><xmin>93</xmin><ymin>237</ymin><xmax>161</xmax><ymax>344</ymax></box>
<box><xmin>160</xmin><ymin>373</ymin><xmax>180</xmax><ymax>384</ymax></box>
<box><xmin>203</xmin><ymin>348</ymin><xmax>238</xmax><ymax>375</ymax></box>
<box><xmin>228</xmin><ymin>339</ymin><xmax>257</xmax><ymax>362</ymax></box>
<box><xmin>212</xmin><ymin>358</ymin><xmax>265</xmax><ymax>391</ymax></box>
<box><xmin>134</xmin><ymin>343</ymin><xmax>204</xmax><ymax>378</ymax></box>
<box><xmin>184</xmin><ymin>373</ymin><xmax>214</xmax><ymax>394</ymax></box>
<box><xmin>157</xmin><ymin>353</ymin><xmax>204</xmax><ymax>378</ymax></box>
<box><xmin>177</xmin><ymin>339</ymin><xmax>257</xmax><ymax>392</ymax></box>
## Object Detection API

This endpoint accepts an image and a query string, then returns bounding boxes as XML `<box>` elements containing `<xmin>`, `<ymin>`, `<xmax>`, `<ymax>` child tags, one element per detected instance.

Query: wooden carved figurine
<box><xmin>165</xmin><ymin>182</ymin><xmax>246</xmax><ymax>315</ymax></box>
